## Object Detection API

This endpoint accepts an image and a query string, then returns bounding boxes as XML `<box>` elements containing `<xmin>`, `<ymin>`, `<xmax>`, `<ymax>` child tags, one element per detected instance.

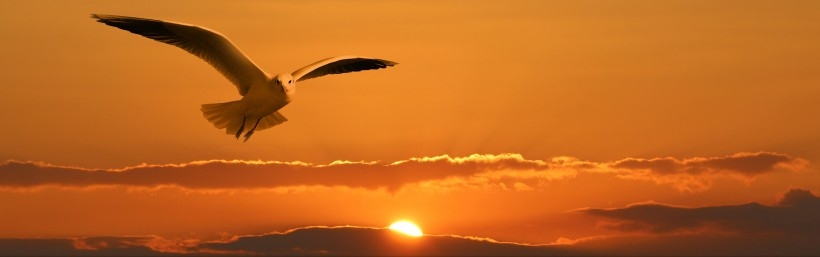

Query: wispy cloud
<box><xmin>0</xmin><ymin>154</ymin><xmax>568</xmax><ymax>192</ymax></box>
<box><xmin>611</xmin><ymin>152</ymin><xmax>804</xmax><ymax>175</ymax></box>
<box><xmin>607</xmin><ymin>152</ymin><xmax>808</xmax><ymax>192</ymax></box>
<box><xmin>0</xmin><ymin>152</ymin><xmax>806</xmax><ymax>192</ymax></box>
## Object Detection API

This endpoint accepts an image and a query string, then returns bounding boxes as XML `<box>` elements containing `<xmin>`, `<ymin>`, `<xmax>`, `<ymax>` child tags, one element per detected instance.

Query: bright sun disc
<box><xmin>389</xmin><ymin>220</ymin><xmax>423</xmax><ymax>237</ymax></box>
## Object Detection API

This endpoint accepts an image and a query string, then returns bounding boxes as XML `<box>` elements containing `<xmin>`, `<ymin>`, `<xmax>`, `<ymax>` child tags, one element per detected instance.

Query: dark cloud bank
<box><xmin>0</xmin><ymin>228</ymin><xmax>577</xmax><ymax>256</ymax></box>
<box><xmin>2</xmin><ymin>188</ymin><xmax>818</xmax><ymax>256</ymax></box>
<box><xmin>0</xmin><ymin>236</ymin><xmax>173</xmax><ymax>256</ymax></box>
<box><xmin>576</xmin><ymin>188</ymin><xmax>820</xmax><ymax>255</ymax></box>
<box><xmin>202</xmin><ymin>227</ymin><xmax>576</xmax><ymax>256</ymax></box>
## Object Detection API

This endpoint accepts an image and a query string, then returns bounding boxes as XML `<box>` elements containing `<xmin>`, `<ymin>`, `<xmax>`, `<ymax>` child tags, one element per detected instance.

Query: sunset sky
<box><xmin>2</xmin><ymin>0</ymin><xmax>820</xmax><ymax>255</ymax></box>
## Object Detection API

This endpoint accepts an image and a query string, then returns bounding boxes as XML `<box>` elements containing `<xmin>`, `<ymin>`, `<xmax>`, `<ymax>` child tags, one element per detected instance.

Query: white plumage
<box><xmin>92</xmin><ymin>14</ymin><xmax>397</xmax><ymax>141</ymax></box>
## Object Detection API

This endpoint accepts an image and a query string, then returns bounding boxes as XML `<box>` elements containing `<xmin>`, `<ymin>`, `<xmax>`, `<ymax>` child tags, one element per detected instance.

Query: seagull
<box><xmin>91</xmin><ymin>14</ymin><xmax>397</xmax><ymax>142</ymax></box>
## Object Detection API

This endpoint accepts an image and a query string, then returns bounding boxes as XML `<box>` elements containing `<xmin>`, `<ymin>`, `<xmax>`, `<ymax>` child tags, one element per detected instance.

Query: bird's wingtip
<box><xmin>90</xmin><ymin>14</ymin><xmax>111</xmax><ymax>21</ymax></box>
<box><xmin>91</xmin><ymin>14</ymin><xmax>124</xmax><ymax>21</ymax></box>
<box><xmin>383</xmin><ymin>59</ymin><xmax>398</xmax><ymax>66</ymax></box>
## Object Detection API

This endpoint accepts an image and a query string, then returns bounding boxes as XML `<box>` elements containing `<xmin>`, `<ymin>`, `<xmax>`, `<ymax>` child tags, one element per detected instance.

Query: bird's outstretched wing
<box><xmin>291</xmin><ymin>56</ymin><xmax>397</xmax><ymax>82</ymax></box>
<box><xmin>91</xmin><ymin>14</ymin><xmax>268</xmax><ymax>96</ymax></box>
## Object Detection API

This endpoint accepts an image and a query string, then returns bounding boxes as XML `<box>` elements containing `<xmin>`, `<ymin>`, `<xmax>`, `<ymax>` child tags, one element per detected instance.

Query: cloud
<box><xmin>607</xmin><ymin>152</ymin><xmax>808</xmax><ymax>192</ymax></box>
<box><xmin>4</xmin><ymin>187</ymin><xmax>820</xmax><ymax>257</ymax></box>
<box><xmin>572</xmin><ymin>188</ymin><xmax>820</xmax><ymax>255</ymax></box>
<box><xmin>200</xmin><ymin>226</ymin><xmax>578</xmax><ymax>256</ymax></box>
<box><xmin>0</xmin><ymin>152</ymin><xmax>806</xmax><ymax>192</ymax></box>
<box><xmin>0</xmin><ymin>237</ymin><xmax>171</xmax><ymax>256</ymax></box>
<box><xmin>0</xmin><ymin>227</ymin><xmax>577</xmax><ymax>256</ymax></box>
<box><xmin>776</xmin><ymin>187</ymin><xmax>820</xmax><ymax>208</ymax></box>
<box><xmin>572</xmin><ymin>233</ymin><xmax>820</xmax><ymax>256</ymax></box>
<box><xmin>580</xmin><ymin>188</ymin><xmax>820</xmax><ymax>235</ymax></box>
<box><xmin>610</xmin><ymin>152</ymin><xmax>802</xmax><ymax>175</ymax></box>
<box><xmin>0</xmin><ymin>154</ymin><xmax>576</xmax><ymax>192</ymax></box>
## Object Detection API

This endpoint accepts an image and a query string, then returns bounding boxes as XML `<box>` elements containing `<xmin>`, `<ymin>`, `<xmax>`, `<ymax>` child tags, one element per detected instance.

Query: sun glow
<box><xmin>389</xmin><ymin>220</ymin><xmax>423</xmax><ymax>237</ymax></box>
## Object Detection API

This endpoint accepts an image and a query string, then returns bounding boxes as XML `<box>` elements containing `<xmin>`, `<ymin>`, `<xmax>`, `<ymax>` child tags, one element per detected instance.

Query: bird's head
<box><xmin>273</xmin><ymin>74</ymin><xmax>295</xmax><ymax>93</ymax></box>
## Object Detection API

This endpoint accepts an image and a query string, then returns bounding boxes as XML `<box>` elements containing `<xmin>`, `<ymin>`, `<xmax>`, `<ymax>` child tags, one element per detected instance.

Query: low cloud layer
<box><xmin>574</xmin><ymin>188</ymin><xmax>820</xmax><ymax>255</ymax></box>
<box><xmin>0</xmin><ymin>227</ymin><xmax>576</xmax><ymax>256</ymax></box>
<box><xmin>0</xmin><ymin>152</ymin><xmax>806</xmax><ymax>192</ymax></box>
<box><xmin>5</xmin><ymin>187</ymin><xmax>819</xmax><ymax>257</ymax></box>
<box><xmin>0</xmin><ymin>236</ymin><xmax>171</xmax><ymax>256</ymax></box>
<box><xmin>580</xmin><ymin>188</ymin><xmax>820</xmax><ymax>235</ymax></box>
<box><xmin>201</xmin><ymin>226</ymin><xmax>575</xmax><ymax>256</ymax></box>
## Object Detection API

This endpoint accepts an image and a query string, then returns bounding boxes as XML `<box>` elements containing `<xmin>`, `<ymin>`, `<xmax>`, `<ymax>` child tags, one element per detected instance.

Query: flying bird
<box><xmin>91</xmin><ymin>14</ymin><xmax>397</xmax><ymax>141</ymax></box>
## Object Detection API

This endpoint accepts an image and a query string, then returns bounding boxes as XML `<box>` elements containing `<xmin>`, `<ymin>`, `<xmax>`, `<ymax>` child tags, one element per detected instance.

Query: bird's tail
<box><xmin>201</xmin><ymin>101</ymin><xmax>289</xmax><ymax>136</ymax></box>
<box><xmin>201</xmin><ymin>100</ymin><xmax>246</xmax><ymax>135</ymax></box>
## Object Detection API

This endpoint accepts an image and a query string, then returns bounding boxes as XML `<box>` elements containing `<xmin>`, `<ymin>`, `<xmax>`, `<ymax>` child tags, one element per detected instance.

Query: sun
<box><xmin>389</xmin><ymin>220</ymin><xmax>423</xmax><ymax>237</ymax></box>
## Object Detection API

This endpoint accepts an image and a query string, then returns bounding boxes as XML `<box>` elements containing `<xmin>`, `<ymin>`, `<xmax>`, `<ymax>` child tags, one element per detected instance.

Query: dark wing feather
<box><xmin>291</xmin><ymin>56</ymin><xmax>397</xmax><ymax>82</ymax></box>
<box><xmin>91</xmin><ymin>14</ymin><xmax>268</xmax><ymax>96</ymax></box>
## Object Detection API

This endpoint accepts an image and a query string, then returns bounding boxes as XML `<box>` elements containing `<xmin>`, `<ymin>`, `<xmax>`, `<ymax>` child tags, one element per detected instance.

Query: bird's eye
<box><xmin>288</xmin><ymin>80</ymin><xmax>292</xmax><ymax>84</ymax></box>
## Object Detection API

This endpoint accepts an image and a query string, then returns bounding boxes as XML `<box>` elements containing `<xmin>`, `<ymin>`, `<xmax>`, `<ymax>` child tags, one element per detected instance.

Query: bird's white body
<box><xmin>244</xmin><ymin>74</ymin><xmax>294</xmax><ymax>121</ymax></box>
<box><xmin>92</xmin><ymin>14</ymin><xmax>396</xmax><ymax>141</ymax></box>
<box><xmin>207</xmin><ymin>74</ymin><xmax>297</xmax><ymax>139</ymax></box>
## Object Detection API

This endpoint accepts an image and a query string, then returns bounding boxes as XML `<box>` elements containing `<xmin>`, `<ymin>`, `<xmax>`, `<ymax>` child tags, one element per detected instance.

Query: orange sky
<box><xmin>1</xmin><ymin>0</ymin><xmax>819</xmax><ymax>255</ymax></box>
